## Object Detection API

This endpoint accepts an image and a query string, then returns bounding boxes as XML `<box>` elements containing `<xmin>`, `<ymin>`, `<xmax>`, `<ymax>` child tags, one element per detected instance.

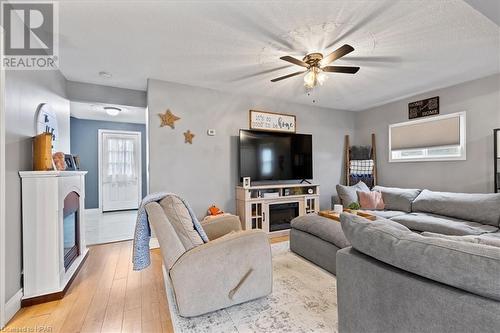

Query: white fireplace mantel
<box><xmin>19</xmin><ymin>170</ymin><xmax>88</xmax><ymax>304</ymax></box>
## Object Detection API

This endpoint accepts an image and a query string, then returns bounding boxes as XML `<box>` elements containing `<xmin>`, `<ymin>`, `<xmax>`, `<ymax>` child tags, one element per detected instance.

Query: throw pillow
<box><xmin>358</xmin><ymin>191</ymin><xmax>385</xmax><ymax>210</ymax></box>
<box><xmin>336</xmin><ymin>181</ymin><xmax>370</xmax><ymax>206</ymax></box>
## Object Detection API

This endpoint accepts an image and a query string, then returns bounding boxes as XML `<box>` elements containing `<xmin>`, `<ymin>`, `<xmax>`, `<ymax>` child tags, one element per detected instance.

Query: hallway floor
<box><xmin>85</xmin><ymin>210</ymin><xmax>137</xmax><ymax>245</ymax></box>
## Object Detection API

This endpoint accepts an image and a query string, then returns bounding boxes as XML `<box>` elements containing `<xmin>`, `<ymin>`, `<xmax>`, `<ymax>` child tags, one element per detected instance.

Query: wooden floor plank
<box><xmin>100</xmin><ymin>277</ymin><xmax>127</xmax><ymax>332</ymax></box>
<box><xmin>4</xmin><ymin>236</ymin><xmax>289</xmax><ymax>333</ymax></box>
<box><xmin>80</xmin><ymin>242</ymin><xmax>124</xmax><ymax>333</ymax></box>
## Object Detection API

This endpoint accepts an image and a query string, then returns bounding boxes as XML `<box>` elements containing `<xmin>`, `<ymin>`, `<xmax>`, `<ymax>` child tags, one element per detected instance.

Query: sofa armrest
<box><xmin>201</xmin><ymin>214</ymin><xmax>242</xmax><ymax>240</ymax></box>
<box><xmin>169</xmin><ymin>230</ymin><xmax>272</xmax><ymax>317</ymax></box>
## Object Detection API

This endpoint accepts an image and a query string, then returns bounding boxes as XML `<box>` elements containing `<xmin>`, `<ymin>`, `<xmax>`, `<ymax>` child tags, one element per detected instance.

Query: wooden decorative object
<box><xmin>372</xmin><ymin>133</ymin><xmax>377</xmax><ymax>187</ymax></box>
<box><xmin>183</xmin><ymin>130</ymin><xmax>195</xmax><ymax>144</ymax></box>
<box><xmin>318</xmin><ymin>209</ymin><xmax>377</xmax><ymax>222</ymax></box>
<box><xmin>158</xmin><ymin>109</ymin><xmax>180</xmax><ymax>129</ymax></box>
<box><xmin>249</xmin><ymin>110</ymin><xmax>296</xmax><ymax>133</ymax></box>
<box><xmin>344</xmin><ymin>135</ymin><xmax>350</xmax><ymax>185</ymax></box>
<box><xmin>33</xmin><ymin>133</ymin><xmax>54</xmax><ymax>171</ymax></box>
<box><xmin>344</xmin><ymin>133</ymin><xmax>377</xmax><ymax>187</ymax></box>
<box><xmin>495</xmin><ymin>129</ymin><xmax>500</xmax><ymax>193</ymax></box>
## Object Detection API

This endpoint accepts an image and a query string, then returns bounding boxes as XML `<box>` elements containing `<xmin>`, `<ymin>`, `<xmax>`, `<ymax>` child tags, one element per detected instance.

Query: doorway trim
<box><xmin>98</xmin><ymin>129</ymin><xmax>142</xmax><ymax>213</ymax></box>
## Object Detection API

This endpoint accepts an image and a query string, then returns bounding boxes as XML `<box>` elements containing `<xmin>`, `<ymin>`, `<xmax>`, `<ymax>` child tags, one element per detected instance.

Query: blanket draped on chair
<box><xmin>132</xmin><ymin>192</ymin><xmax>208</xmax><ymax>270</ymax></box>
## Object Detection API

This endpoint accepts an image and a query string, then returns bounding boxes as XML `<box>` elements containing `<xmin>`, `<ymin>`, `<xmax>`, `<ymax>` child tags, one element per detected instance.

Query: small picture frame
<box><xmin>64</xmin><ymin>154</ymin><xmax>76</xmax><ymax>171</ymax></box>
<box><xmin>73</xmin><ymin>155</ymin><xmax>81</xmax><ymax>170</ymax></box>
<box><xmin>243</xmin><ymin>177</ymin><xmax>251</xmax><ymax>189</ymax></box>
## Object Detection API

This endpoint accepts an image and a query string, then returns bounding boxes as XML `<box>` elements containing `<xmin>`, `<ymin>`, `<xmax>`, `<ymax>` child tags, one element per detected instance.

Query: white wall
<box><xmin>4</xmin><ymin>70</ymin><xmax>70</xmax><ymax>301</ymax></box>
<box><xmin>148</xmin><ymin>79</ymin><xmax>356</xmax><ymax>216</ymax></box>
<box><xmin>355</xmin><ymin>74</ymin><xmax>500</xmax><ymax>193</ymax></box>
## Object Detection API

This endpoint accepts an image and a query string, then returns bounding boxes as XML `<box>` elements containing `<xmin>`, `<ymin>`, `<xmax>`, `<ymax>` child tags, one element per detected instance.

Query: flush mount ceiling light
<box><xmin>99</xmin><ymin>71</ymin><xmax>112</xmax><ymax>78</ymax></box>
<box><xmin>270</xmin><ymin>44</ymin><xmax>360</xmax><ymax>90</ymax></box>
<box><xmin>104</xmin><ymin>106</ymin><xmax>121</xmax><ymax>116</ymax></box>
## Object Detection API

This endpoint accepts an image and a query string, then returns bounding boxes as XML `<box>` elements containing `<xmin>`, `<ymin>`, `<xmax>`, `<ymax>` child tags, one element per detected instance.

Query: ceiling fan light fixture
<box><xmin>303</xmin><ymin>69</ymin><xmax>316</xmax><ymax>89</ymax></box>
<box><xmin>304</xmin><ymin>67</ymin><xmax>326</xmax><ymax>89</ymax></box>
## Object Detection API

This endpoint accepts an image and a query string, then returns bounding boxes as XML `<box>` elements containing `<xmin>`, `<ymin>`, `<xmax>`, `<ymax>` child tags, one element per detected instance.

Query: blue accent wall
<box><xmin>70</xmin><ymin>117</ymin><xmax>147</xmax><ymax>209</ymax></box>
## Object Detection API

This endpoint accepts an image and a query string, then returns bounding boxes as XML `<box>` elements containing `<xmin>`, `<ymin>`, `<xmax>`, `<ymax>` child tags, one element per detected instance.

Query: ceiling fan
<box><xmin>270</xmin><ymin>44</ymin><xmax>360</xmax><ymax>89</ymax></box>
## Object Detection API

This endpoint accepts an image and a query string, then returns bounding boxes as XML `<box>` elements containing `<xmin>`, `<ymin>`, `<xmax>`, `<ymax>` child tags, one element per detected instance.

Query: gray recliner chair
<box><xmin>145</xmin><ymin>195</ymin><xmax>272</xmax><ymax>317</ymax></box>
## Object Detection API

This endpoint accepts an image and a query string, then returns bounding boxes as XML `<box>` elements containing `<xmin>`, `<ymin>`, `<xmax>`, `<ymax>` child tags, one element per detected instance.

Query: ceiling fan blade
<box><xmin>322</xmin><ymin>66</ymin><xmax>360</xmax><ymax>74</ymax></box>
<box><xmin>280</xmin><ymin>56</ymin><xmax>309</xmax><ymax>68</ymax></box>
<box><xmin>270</xmin><ymin>70</ymin><xmax>307</xmax><ymax>82</ymax></box>
<box><xmin>321</xmin><ymin>44</ymin><xmax>355</xmax><ymax>66</ymax></box>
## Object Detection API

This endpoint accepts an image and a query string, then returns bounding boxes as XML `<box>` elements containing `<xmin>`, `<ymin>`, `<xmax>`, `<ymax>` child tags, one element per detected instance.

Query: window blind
<box><xmin>391</xmin><ymin>115</ymin><xmax>461</xmax><ymax>151</ymax></box>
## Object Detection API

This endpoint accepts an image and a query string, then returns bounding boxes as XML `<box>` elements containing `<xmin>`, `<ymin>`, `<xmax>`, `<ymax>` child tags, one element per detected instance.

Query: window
<box><xmin>389</xmin><ymin>112</ymin><xmax>466</xmax><ymax>162</ymax></box>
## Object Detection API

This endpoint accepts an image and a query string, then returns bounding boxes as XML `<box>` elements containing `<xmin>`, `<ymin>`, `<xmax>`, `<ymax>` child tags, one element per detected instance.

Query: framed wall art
<box><xmin>249</xmin><ymin>110</ymin><xmax>296</xmax><ymax>133</ymax></box>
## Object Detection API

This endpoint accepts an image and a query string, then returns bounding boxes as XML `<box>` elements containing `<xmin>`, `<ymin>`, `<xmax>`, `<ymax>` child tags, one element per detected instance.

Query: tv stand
<box><xmin>236</xmin><ymin>183</ymin><xmax>320</xmax><ymax>237</ymax></box>
<box><xmin>300</xmin><ymin>179</ymin><xmax>312</xmax><ymax>184</ymax></box>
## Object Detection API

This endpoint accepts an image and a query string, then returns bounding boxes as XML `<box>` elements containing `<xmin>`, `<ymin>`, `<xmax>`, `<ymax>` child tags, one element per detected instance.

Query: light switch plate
<box><xmin>207</xmin><ymin>129</ymin><xmax>216</xmax><ymax>136</ymax></box>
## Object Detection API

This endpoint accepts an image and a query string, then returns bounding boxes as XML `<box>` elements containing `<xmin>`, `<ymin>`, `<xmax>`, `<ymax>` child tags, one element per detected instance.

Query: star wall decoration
<box><xmin>158</xmin><ymin>109</ymin><xmax>180</xmax><ymax>129</ymax></box>
<box><xmin>183</xmin><ymin>130</ymin><xmax>195</xmax><ymax>144</ymax></box>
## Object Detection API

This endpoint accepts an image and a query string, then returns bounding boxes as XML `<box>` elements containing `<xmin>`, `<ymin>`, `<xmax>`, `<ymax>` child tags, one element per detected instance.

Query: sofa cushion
<box><xmin>363</xmin><ymin>210</ymin><xmax>407</xmax><ymax>220</ymax></box>
<box><xmin>372</xmin><ymin>186</ymin><xmax>421</xmax><ymax>213</ymax></box>
<box><xmin>336</xmin><ymin>181</ymin><xmax>370</xmax><ymax>206</ymax></box>
<box><xmin>421</xmin><ymin>232</ymin><xmax>500</xmax><ymax>248</ymax></box>
<box><xmin>159</xmin><ymin>196</ymin><xmax>204</xmax><ymax>250</ymax></box>
<box><xmin>291</xmin><ymin>215</ymin><xmax>350</xmax><ymax>249</ymax></box>
<box><xmin>391</xmin><ymin>212</ymin><xmax>499</xmax><ymax>236</ymax></box>
<box><xmin>340</xmin><ymin>213</ymin><xmax>500</xmax><ymax>302</ymax></box>
<box><xmin>412</xmin><ymin>189</ymin><xmax>500</xmax><ymax>227</ymax></box>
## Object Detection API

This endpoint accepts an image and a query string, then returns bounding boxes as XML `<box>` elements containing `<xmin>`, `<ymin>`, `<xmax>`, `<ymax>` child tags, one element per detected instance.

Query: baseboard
<box><xmin>149</xmin><ymin>237</ymin><xmax>159</xmax><ymax>249</ymax></box>
<box><xmin>5</xmin><ymin>289</ymin><xmax>22</xmax><ymax>324</ymax></box>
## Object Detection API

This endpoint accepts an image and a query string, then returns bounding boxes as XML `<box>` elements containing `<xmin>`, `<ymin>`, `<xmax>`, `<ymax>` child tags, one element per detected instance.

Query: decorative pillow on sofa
<box><xmin>159</xmin><ymin>195</ymin><xmax>204</xmax><ymax>250</ymax></box>
<box><xmin>336</xmin><ymin>181</ymin><xmax>370</xmax><ymax>206</ymax></box>
<box><xmin>372</xmin><ymin>186</ymin><xmax>421</xmax><ymax>213</ymax></box>
<box><xmin>340</xmin><ymin>213</ymin><xmax>500</xmax><ymax>302</ymax></box>
<box><xmin>357</xmin><ymin>191</ymin><xmax>385</xmax><ymax>210</ymax></box>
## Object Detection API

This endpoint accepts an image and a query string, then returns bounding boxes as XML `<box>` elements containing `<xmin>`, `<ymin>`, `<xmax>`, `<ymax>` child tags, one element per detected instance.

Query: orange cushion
<box><xmin>357</xmin><ymin>191</ymin><xmax>385</xmax><ymax>210</ymax></box>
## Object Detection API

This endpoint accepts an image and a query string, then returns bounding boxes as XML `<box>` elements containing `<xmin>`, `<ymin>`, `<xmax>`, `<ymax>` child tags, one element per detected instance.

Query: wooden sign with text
<box><xmin>409</xmin><ymin>96</ymin><xmax>439</xmax><ymax>119</ymax></box>
<box><xmin>249</xmin><ymin>110</ymin><xmax>296</xmax><ymax>133</ymax></box>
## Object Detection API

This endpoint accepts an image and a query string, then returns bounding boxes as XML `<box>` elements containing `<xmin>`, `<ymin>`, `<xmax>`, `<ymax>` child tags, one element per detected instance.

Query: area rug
<box><xmin>165</xmin><ymin>241</ymin><xmax>338</xmax><ymax>333</ymax></box>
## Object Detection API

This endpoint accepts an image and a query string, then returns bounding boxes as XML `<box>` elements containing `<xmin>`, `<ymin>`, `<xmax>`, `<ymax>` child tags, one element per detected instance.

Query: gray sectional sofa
<box><xmin>365</xmin><ymin>186</ymin><xmax>500</xmax><ymax>238</ymax></box>
<box><xmin>337</xmin><ymin>213</ymin><xmax>500</xmax><ymax>333</ymax></box>
<box><xmin>291</xmin><ymin>184</ymin><xmax>500</xmax><ymax>332</ymax></box>
<box><xmin>337</xmin><ymin>185</ymin><xmax>500</xmax><ymax>332</ymax></box>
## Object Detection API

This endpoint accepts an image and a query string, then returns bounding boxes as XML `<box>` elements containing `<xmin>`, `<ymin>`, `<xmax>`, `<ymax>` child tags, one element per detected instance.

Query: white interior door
<box><xmin>99</xmin><ymin>130</ymin><xmax>141</xmax><ymax>212</ymax></box>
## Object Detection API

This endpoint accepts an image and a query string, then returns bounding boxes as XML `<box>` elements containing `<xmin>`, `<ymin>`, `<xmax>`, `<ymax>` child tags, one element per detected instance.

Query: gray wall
<box><xmin>5</xmin><ymin>70</ymin><xmax>70</xmax><ymax>300</ymax></box>
<box><xmin>148</xmin><ymin>79</ymin><xmax>356</xmax><ymax>218</ymax></box>
<box><xmin>70</xmin><ymin>117</ymin><xmax>147</xmax><ymax>209</ymax></box>
<box><xmin>355</xmin><ymin>74</ymin><xmax>500</xmax><ymax>193</ymax></box>
<box><xmin>66</xmin><ymin>81</ymin><xmax>147</xmax><ymax>107</ymax></box>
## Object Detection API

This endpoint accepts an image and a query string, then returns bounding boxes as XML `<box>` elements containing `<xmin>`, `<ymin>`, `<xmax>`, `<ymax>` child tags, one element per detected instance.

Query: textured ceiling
<box><xmin>58</xmin><ymin>0</ymin><xmax>500</xmax><ymax>111</ymax></box>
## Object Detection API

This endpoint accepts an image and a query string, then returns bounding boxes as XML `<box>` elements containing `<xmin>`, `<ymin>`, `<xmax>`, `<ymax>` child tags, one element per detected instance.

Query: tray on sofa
<box><xmin>318</xmin><ymin>209</ymin><xmax>377</xmax><ymax>222</ymax></box>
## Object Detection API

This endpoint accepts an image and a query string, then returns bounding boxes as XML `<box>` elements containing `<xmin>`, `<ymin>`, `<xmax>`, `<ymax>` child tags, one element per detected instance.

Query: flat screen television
<box><xmin>239</xmin><ymin>130</ymin><xmax>313</xmax><ymax>181</ymax></box>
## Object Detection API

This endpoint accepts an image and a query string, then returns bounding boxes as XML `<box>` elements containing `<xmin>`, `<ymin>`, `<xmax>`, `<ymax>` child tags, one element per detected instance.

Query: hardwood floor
<box><xmin>6</xmin><ymin>235</ymin><xmax>288</xmax><ymax>332</ymax></box>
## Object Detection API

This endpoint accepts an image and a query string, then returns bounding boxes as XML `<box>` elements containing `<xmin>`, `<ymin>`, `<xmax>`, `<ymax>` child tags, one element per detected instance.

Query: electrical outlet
<box><xmin>207</xmin><ymin>129</ymin><xmax>216</xmax><ymax>136</ymax></box>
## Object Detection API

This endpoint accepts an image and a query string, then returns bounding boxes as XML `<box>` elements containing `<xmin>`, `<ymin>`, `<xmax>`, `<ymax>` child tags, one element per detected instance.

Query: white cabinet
<box><xmin>236</xmin><ymin>184</ymin><xmax>320</xmax><ymax>236</ymax></box>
